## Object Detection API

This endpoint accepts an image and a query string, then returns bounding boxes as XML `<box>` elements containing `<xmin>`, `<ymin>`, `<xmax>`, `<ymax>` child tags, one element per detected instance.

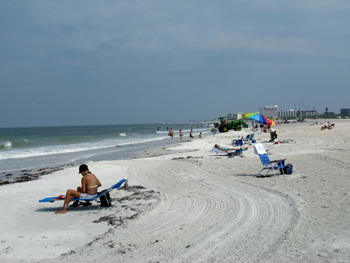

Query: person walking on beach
<box><xmin>168</xmin><ymin>128</ymin><xmax>174</xmax><ymax>143</ymax></box>
<box><xmin>179</xmin><ymin>129</ymin><xmax>183</xmax><ymax>140</ymax></box>
<box><xmin>190</xmin><ymin>128</ymin><xmax>194</xmax><ymax>138</ymax></box>
<box><xmin>55</xmin><ymin>164</ymin><xmax>102</xmax><ymax>214</ymax></box>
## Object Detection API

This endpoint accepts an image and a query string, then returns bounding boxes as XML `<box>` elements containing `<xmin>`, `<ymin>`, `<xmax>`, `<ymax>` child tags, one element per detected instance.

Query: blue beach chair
<box><xmin>249</xmin><ymin>133</ymin><xmax>255</xmax><ymax>142</ymax></box>
<box><xmin>258</xmin><ymin>154</ymin><xmax>286</xmax><ymax>177</ymax></box>
<box><xmin>243</xmin><ymin>134</ymin><xmax>250</xmax><ymax>142</ymax></box>
<box><xmin>243</xmin><ymin>133</ymin><xmax>254</xmax><ymax>144</ymax></box>
<box><xmin>39</xmin><ymin>178</ymin><xmax>128</xmax><ymax>208</ymax></box>
<box><xmin>254</xmin><ymin>143</ymin><xmax>286</xmax><ymax>177</ymax></box>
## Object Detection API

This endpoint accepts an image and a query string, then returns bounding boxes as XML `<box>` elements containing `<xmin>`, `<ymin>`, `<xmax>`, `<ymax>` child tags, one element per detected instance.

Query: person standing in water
<box><xmin>179</xmin><ymin>129</ymin><xmax>183</xmax><ymax>140</ymax></box>
<box><xmin>168</xmin><ymin>128</ymin><xmax>174</xmax><ymax>143</ymax></box>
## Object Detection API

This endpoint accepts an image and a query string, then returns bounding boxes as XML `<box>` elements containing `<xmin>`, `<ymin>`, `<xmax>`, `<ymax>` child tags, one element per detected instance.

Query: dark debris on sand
<box><xmin>93</xmin><ymin>185</ymin><xmax>160</xmax><ymax>227</ymax></box>
<box><xmin>0</xmin><ymin>164</ymin><xmax>75</xmax><ymax>186</ymax></box>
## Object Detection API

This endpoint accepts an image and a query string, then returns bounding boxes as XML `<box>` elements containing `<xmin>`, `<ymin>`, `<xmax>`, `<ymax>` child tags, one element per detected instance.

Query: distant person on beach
<box><xmin>190</xmin><ymin>128</ymin><xmax>194</xmax><ymax>138</ymax></box>
<box><xmin>157</xmin><ymin>126</ymin><xmax>160</xmax><ymax>131</ymax></box>
<box><xmin>198</xmin><ymin>132</ymin><xmax>203</xmax><ymax>138</ymax></box>
<box><xmin>55</xmin><ymin>164</ymin><xmax>102</xmax><ymax>214</ymax></box>
<box><xmin>179</xmin><ymin>129</ymin><xmax>183</xmax><ymax>140</ymax></box>
<box><xmin>168</xmin><ymin>128</ymin><xmax>174</xmax><ymax>143</ymax></box>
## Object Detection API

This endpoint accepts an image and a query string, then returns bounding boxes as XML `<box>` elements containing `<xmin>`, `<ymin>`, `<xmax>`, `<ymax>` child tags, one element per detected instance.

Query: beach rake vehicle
<box><xmin>215</xmin><ymin>117</ymin><xmax>248</xmax><ymax>132</ymax></box>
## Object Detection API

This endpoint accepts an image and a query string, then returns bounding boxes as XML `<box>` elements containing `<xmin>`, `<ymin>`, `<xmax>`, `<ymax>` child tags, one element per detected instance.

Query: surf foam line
<box><xmin>0</xmin><ymin>136</ymin><xmax>168</xmax><ymax>160</ymax></box>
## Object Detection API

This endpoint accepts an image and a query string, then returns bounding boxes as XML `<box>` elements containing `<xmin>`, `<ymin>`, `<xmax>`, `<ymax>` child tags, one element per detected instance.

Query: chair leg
<box><xmin>95</xmin><ymin>199</ymin><xmax>101</xmax><ymax>209</ymax></box>
<box><xmin>265</xmin><ymin>168</ymin><xmax>272</xmax><ymax>176</ymax></box>
<box><xmin>258</xmin><ymin>168</ymin><xmax>264</xmax><ymax>176</ymax></box>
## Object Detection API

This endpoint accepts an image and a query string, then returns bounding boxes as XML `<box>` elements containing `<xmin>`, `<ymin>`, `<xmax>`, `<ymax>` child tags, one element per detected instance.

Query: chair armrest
<box><xmin>267</xmin><ymin>159</ymin><xmax>286</xmax><ymax>163</ymax></box>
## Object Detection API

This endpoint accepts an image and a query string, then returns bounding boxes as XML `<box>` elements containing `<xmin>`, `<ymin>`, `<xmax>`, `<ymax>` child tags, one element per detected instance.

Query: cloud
<box><xmin>1</xmin><ymin>0</ymin><xmax>350</xmax><ymax>127</ymax></box>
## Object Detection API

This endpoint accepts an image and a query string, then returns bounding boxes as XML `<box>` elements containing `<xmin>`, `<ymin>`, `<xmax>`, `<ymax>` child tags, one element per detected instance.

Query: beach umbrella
<box><xmin>269</xmin><ymin>120</ymin><xmax>278</xmax><ymax>126</ymax></box>
<box><xmin>245</xmin><ymin>113</ymin><xmax>269</xmax><ymax>124</ymax></box>
<box><xmin>243</xmin><ymin>112</ymin><xmax>259</xmax><ymax>119</ymax></box>
<box><xmin>261</xmin><ymin>115</ymin><xmax>271</xmax><ymax>124</ymax></box>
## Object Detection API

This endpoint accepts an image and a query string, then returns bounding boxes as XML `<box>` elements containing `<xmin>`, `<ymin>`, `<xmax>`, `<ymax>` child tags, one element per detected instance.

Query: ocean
<box><xmin>0</xmin><ymin>123</ymin><xmax>213</xmax><ymax>180</ymax></box>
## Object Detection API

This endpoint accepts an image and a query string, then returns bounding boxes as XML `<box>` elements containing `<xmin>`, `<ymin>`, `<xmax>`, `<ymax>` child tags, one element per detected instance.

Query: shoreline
<box><xmin>0</xmin><ymin>125</ymin><xmax>212</xmax><ymax>185</ymax></box>
<box><xmin>0</xmin><ymin>128</ymin><xmax>209</xmax><ymax>186</ymax></box>
<box><xmin>1</xmin><ymin>119</ymin><xmax>349</xmax><ymax>262</ymax></box>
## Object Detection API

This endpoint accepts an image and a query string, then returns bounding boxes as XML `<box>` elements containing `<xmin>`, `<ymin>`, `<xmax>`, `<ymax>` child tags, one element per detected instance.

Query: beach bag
<box><xmin>283</xmin><ymin>164</ymin><xmax>293</xmax><ymax>174</ymax></box>
<box><xmin>99</xmin><ymin>191</ymin><xmax>112</xmax><ymax>207</ymax></box>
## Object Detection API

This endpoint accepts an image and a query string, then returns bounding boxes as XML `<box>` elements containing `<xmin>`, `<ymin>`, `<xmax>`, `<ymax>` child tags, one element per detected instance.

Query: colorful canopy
<box><xmin>243</xmin><ymin>112</ymin><xmax>259</xmax><ymax>119</ymax></box>
<box><xmin>244</xmin><ymin>113</ymin><xmax>269</xmax><ymax>124</ymax></box>
<box><xmin>269</xmin><ymin>120</ymin><xmax>278</xmax><ymax>126</ymax></box>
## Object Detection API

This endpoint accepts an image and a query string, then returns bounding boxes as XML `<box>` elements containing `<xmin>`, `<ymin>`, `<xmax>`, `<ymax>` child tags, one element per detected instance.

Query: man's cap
<box><xmin>79</xmin><ymin>164</ymin><xmax>89</xmax><ymax>174</ymax></box>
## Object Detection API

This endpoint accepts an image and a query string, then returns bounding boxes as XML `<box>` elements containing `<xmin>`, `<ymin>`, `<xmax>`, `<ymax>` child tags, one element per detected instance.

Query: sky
<box><xmin>1</xmin><ymin>0</ymin><xmax>350</xmax><ymax>127</ymax></box>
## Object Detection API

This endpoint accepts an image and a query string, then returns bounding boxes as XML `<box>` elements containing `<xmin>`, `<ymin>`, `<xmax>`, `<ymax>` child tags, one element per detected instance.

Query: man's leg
<box><xmin>55</xmin><ymin>189</ymin><xmax>81</xmax><ymax>214</ymax></box>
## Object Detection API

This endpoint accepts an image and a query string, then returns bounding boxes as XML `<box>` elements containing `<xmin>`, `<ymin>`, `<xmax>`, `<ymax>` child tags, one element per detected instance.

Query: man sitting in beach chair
<box><xmin>210</xmin><ymin>144</ymin><xmax>248</xmax><ymax>156</ymax></box>
<box><xmin>55</xmin><ymin>164</ymin><xmax>101</xmax><ymax>214</ymax></box>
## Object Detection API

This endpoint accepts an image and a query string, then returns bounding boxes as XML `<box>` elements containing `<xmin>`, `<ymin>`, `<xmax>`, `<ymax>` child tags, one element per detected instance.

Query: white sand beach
<box><xmin>1</xmin><ymin>120</ymin><xmax>350</xmax><ymax>262</ymax></box>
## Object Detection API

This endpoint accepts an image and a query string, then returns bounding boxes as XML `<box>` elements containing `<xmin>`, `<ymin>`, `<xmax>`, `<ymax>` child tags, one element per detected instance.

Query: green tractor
<box><xmin>215</xmin><ymin>116</ymin><xmax>249</xmax><ymax>132</ymax></box>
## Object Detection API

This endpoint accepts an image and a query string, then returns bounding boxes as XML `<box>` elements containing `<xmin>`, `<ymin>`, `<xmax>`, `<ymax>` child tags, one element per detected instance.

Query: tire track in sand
<box><xmin>70</xmin><ymin>159</ymin><xmax>302</xmax><ymax>262</ymax></box>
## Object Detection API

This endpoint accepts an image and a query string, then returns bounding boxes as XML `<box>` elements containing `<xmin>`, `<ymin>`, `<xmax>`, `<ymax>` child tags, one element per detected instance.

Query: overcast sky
<box><xmin>1</xmin><ymin>0</ymin><xmax>350</xmax><ymax>127</ymax></box>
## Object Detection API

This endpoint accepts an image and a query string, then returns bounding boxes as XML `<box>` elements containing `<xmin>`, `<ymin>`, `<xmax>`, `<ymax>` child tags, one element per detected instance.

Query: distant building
<box><xmin>300</xmin><ymin>110</ymin><xmax>318</xmax><ymax>117</ymax></box>
<box><xmin>259</xmin><ymin>105</ymin><xmax>278</xmax><ymax>118</ymax></box>
<box><xmin>340</xmin><ymin>108</ymin><xmax>350</xmax><ymax>115</ymax></box>
<box><xmin>227</xmin><ymin>113</ymin><xmax>243</xmax><ymax>120</ymax></box>
<box><xmin>278</xmin><ymin>109</ymin><xmax>296</xmax><ymax>119</ymax></box>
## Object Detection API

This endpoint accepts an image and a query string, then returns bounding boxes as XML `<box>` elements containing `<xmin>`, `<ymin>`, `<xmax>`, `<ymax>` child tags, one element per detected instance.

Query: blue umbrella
<box><xmin>245</xmin><ymin>113</ymin><xmax>269</xmax><ymax>124</ymax></box>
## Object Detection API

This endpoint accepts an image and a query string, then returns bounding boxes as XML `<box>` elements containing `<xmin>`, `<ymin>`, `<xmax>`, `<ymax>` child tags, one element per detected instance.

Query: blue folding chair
<box><xmin>243</xmin><ymin>133</ymin><xmax>254</xmax><ymax>144</ymax></box>
<box><xmin>258</xmin><ymin>154</ymin><xmax>286</xmax><ymax>177</ymax></box>
<box><xmin>39</xmin><ymin>178</ymin><xmax>128</xmax><ymax>208</ymax></box>
<box><xmin>235</xmin><ymin>139</ymin><xmax>243</xmax><ymax>146</ymax></box>
<box><xmin>249</xmin><ymin>133</ymin><xmax>255</xmax><ymax>142</ymax></box>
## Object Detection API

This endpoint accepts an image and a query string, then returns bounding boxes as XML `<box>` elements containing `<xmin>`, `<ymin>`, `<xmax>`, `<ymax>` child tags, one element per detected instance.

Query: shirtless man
<box><xmin>55</xmin><ymin>164</ymin><xmax>102</xmax><ymax>214</ymax></box>
<box><xmin>179</xmin><ymin>129</ymin><xmax>183</xmax><ymax>140</ymax></box>
<box><xmin>168</xmin><ymin>128</ymin><xmax>174</xmax><ymax>143</ymax></box>
<box><xmin>190</xmin><ymin>128</ymin><xmax>194</xmax><ymax>138</ymax></box>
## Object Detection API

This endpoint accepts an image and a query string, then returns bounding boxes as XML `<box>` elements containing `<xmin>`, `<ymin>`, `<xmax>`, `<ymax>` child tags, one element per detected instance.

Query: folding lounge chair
<box><xmin>258</xmin><ymin>154</ymin><xmax>286</xmax><ymax>176</ymax></box>
<box><xmin>254</xmin><ymin>143</ymin><xmax>286</xmax><ymax>176</ymax></box>
<box><xmin>39</xmin><ymin>178</ymin><xmax>128</xmax><ymax>208</ymax></box>
<box><xmin>235</xmin><ymin>139</ymin><xmax>243</xmax><ymax>146</ymax></box>
<box><xmin>232</xmin><ymin>137</ymin><xmax>244</xmax><ymax>145</ymax></box>
<box><xmin>249</xmin><ymin>133</ymin><xmax>255</xmax><ymax>142</ymax></box>
<box><xmin>243</xmin><ymin>134</ymin><xmax>255</xmax><ymax>144</ymax></box>
<box><xmin>210</xmin><ymin>147</ymin><xmax>247</xmax><ymax>156</ymax></box>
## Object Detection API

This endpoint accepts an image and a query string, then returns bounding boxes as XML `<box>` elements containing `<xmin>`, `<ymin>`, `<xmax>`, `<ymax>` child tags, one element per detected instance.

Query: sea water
<box><xmin>0</xmin><ymin>123</ymin><xmax>212</xmax><ymax>179</ymax></box>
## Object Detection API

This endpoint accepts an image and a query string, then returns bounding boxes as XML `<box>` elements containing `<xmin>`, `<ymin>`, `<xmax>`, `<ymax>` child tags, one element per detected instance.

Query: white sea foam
<box><xmin>0</xmin><ymin>141</ymin><xmax>12</xmax><ymax>149</ymax></box>
<box><xmin>0</xmin><ymin>136</ymin><xmax>167</xmax><ymax>160</ymax></box>
<box><xmin>119</xmin><ymin>133</ymin><xmax>127</xmax><ymax>136</ymax></box>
